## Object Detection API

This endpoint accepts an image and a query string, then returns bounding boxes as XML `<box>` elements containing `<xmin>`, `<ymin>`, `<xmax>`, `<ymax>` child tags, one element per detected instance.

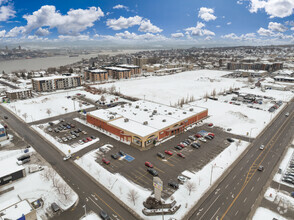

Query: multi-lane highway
<box><xmin>0</xmin><ymin>105</ymin><xmax>139</xmax><ymax>220</ymax></box>
<box><xmin>188</xmin><ymin>99</ymin><xmax>294</xmax><ymax>220</ymax></box>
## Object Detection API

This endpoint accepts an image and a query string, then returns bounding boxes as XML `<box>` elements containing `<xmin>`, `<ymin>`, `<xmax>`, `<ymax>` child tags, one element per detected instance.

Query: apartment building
<box><xmin>104</xmin><ymin>67</ymin><xmax>131</xmax><ymax>80</ymax></box>
<box><xmin>117</xmin><ymin>64</ymin><xmax>141</xmax><ymax>75</ymax></box>
<box><xmin>227</xmin><ymin>62</ymin><xmax>283</xmax><ymax>72</ymax></box>
<box><xmin>84</xmin><ymin>69</ymin><xmax>108</xmax><ymax>82</ymax></box>
<box><xmin>5</xmin><ymin>89</ymin><xmax>32</xmax><ymax>100</ymax></box>
<box><xmin>32</xmin><ymin>75</ymin><xmax>81</xmax><ymax>92</ymax></box>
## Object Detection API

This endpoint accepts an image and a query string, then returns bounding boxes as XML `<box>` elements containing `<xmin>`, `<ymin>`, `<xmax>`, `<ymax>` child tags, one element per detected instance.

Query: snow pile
<box><xmin>253</xmin><ymin>207</ymin><xmax>287</xmax><ymax>220</ymax></box>
<box><xmin>80</xmin><ymin>212</ymin><xmax>101</xmax><ymax>220</ymax></box>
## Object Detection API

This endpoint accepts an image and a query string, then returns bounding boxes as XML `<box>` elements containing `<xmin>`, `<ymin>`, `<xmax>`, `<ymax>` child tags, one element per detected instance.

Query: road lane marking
<box><xmin>233</xmin><ymin>175</ymin><xmax>236</xmax><ymax>179</ymax></box>
<box><xmin>225</xmin><ymin>184</ymin><xmax>229</xmax><ymax>189</ymax></box>
<box><xmin>240</xmin><ymin>166</ymin><xmax>243</xmax><ymax>171</ymax></box>
<box><xmin>235</xmin><ymin>210</ymin><xmax>239</xmax><ymax>216</ymax></box>
<box><xmin>251</xmin><ymin>186</ymin><xmax>254</xmax><ymax>191</ymax></box>
<box><xmin>243</xmin><ymin>197</ymin><xmax>247</xmax><ymax>203</ymax></box>
<box><xmin>199</xmin><ymin>195</ymin><xmax>220</xmax><ymax>220</ymax></box>
<box><xmin>257</xmin><ymin>177</ymin><xmax>260</xmax><ymax>182</ymax></box>
<box><xmin>210</xmin><ymin>207</ymin><xmax>220</xmax><ymax>220</ymax></box>
<box><xmin>94</xmin><ymin>193</ymin><xmax>124</xmax><ymax>220</ymax></box>
<box><xmin>89</xmin><ymin>196</ymin><xmax>103</xmax><ymax>209</ymax></box>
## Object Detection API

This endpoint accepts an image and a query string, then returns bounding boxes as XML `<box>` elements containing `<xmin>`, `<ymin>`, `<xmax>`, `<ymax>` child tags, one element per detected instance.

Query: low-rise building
<box><xmin>87</xmin><ymin>100</ymin><xmax>208</xmax><ymax>148</ymax></box>
<box><xmin>274</xmin><ymin>76</ymin><xmax>294</xmax><ymax>83</ymax></box>
<box><xmin>0</xmin><ymin>158</ymin><xmax>26</xmax><ymax>186</ymax></box>
<box><xmin>0</xmin><ymin>199</ymin><xmax>37</xmax><ymax>220</ymax></box>
<box><xmin>84</xmin><ymin>69</ymin><xmax>108</xmax><ymax>82</ymax></box>
<box><xmin>233</xmin><ymin>69</ymin><xmax>267</xmax><ymax>77</ymax></box>
<box><xmin>0</xmin><ymin>124</ymin><xmax>7</xmax><ymax>142</ymax></box>
<box><xmin>104</xmin><ymin>67</ymin><xmax>131</xmax><ymax>80</ymax></box>
<box><xmin>5</xmin><ymin>89</ymin><xmax>32</xmax><ymax>100</ymax></box>
<box><xmin>117</xmin><ymin>64</ymin><xmax>141</xmax><ymax>75</ymax></box>
<box><xmin>32</xmin><ymin>75</ymin><xmax>81</xmax><ymax>92</ymax></box>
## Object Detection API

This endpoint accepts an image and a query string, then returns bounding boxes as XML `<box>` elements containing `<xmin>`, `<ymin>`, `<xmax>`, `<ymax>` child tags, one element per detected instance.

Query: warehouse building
<box><xmin>87</xmin><ymin>100</ymin><xmax>208</xmax><ymax>148</ymax></box>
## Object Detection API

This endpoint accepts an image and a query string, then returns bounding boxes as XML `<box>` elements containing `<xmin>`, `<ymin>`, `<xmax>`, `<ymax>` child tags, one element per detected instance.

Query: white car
<box><xmin>198</xmin><ymin>137</ymin><xmax>207</xmax><ymax>143</ymax></box>
<box><xmin>177</xmin><ymin>176</ymin><xmax>187</xmax><ymax>183</ymax></box>
<box><xmin>63</xmin><ymin>154</ymin><xmax>71</xmax><ymax>161</ymax></box>
<box><xmin>78</xmin><ymin>140</ymin><xmax>84</xmax><ymax>145</ymax></box>
<box><xmin>259</xmin><ymin>145</ymin><xmax>265</xmax><ymax>150</ymax></box>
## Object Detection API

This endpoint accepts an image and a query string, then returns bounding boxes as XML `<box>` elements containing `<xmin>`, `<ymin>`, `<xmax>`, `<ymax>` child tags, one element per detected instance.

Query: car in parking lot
<box><xmin>145</xmin><ymin>161</ymin><xmax>153</xmax><ymax>168</ymax></box>
<box><xmin>111</xmin><ymin>154</ymin><xmax>119</xmax><ymax>159</ymax></box>
<box><xmin>195</xmin><ymin>133</ymin><xmax>202</xmax><ymax>138</ymax></box>
<box><xmin>168</xmin><ymin>181</ymin><xmax>179</xmax><ymax>189</ymax></box>
<box><xmin>205</xmin><ymin>135</ymin><xmax>213</xmax><ymax>140</ymax></box>
<box><xmin>191</xmin><ymin>143</ymin><xmax>199</xmax><ymax>148</ymax></box>
<box><xmin>174</xmin><ymin>145</ymin><xmax>182</xmax><ymax>150</ymax></box>
<box><xmin>62</xmin><ymin>137</ymin><xmax>68</xmax><ymax>142</ymax></box>
<box><xmin>208</xmin><ymin>123</ymin><xmax>213</xmax><ymax>127</ymax></box>
<box><xmin>227</xmin><ymin>138</ymin><xmax>234</xmax><ymax>143</ymax></box>
<box><xmin>157</xmin><ymin>152</ymin><xmax>165</xmax><ymax>159</ymax></box>
<box><xmin>184</xmin><ymin>139</ymin><xmax>191</xmax><ymax>144</ymax></box>
<box><xmin>208</xmin><ymin>132</ymin><xmax>215</xmax><ymax>137</ymax></box>
<box><xmin>177</xmin><ymin>176</ymin><xmax>187</xmax><ymax>183</ymax></box>
<box><xmin>259</xmin><ymin>145</ymin><xmax>265</xmax><ymax>150</ymax></box>
<box><xmin>119</xmin><ymin>150</ymin><xmax>125</xmax><ymax>156</ymax></box>
<box><xmin>70</xmin><ymin>124</ymin><xmax>75</xmax><ymax>128</ymax></box>
<box><xmin>102</xmin><ymin>158</ymin><xmax>110</xmax><ymax>165</ymax></box>
<box><xmin>188</xmin><ymin>135</ymin><xmax>197</xmax><ymax>141</ymax></box>
<box><xmin>178</xmin><ymin>143</ymin><xmax>185</xmax><ymax>148</ymax></box>
<box><xmin>4</xmin><ymin>116</ymin><xmax>8</xmax><ymax>119</ymax></box>
<box><xmin>48</xmin><ymin>128</ymin><xmax>53</xmax><ymax>132</ymax></box>
<box><xmin>82</xmin><ymin>131</ymin><xmax>87</xmax><ymax>135</ymax></box>
<box><xmin>180</xmin><ymin>142</ymin><xmax>188</xmax><ymax>147</ymax></box>
<box><xmin>177</xmin><ymin>153</ymin><xmax>185</xmax><ymax>158</ymax></box>
<box><xmin>63</xmin><ymin>154</ymin><xmax>71</xmax><ymax>161</ymax></box>
<box><xmin>165</xmin><ymin>150</ymin><xmax>173</xmax><ymax>156</ymax></box>
<box><xmin>86</xmin><ymin>137</ymin><xmax>92</xmax><ymax>141</ymax></box>
<box><xmin>198</xmin><ymin>137</ymin><xmax>207</xmax><ymax>143</ymax></box>
<box><xmin>78</xmin><ymin>140</ymin><xmax>84</xmax><ymax>145</ymax></box>
<box><xmin>67</xmin><ymin>136</ymin><xmax>72</xmax><ymax>141</ymax></box>
<box><xmin>91</xmin><ymin>135</ymin><xmax>96</xmax><ymax>139</ymax></box>
<box><xmin>82</xmin><ymin>138</ymin><xmax>88</xmax><ymax>143</ymax></box>
<box><xmin>147</xmin><ymin>168</ymin><xmax>158</xmax><ymax>176</ymax></box>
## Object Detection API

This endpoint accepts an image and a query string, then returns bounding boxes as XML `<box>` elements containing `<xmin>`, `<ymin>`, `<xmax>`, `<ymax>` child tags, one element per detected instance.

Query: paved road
<box><xmin>188</xmin><ymin>100</ymin><xmax>294</xmax><ymax>220</ymax></box>
<box><xmin>0</xmin><ymin>105</ymin><xmax>139</xmax><ymax>220</ymax></box>
<box><xmin>0</xmin><ymin>79</ymin><xmax>19</xmax><ymax>89</ymax></box>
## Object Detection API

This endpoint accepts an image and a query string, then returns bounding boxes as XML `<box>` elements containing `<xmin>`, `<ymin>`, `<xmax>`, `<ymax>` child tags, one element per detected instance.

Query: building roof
<box><xmin>0</xmin><ymin>158</ymin><xmax>24</xmax><ymax>178</ymax></box>
<box><xmin>32</xmin><ymin>74</ymin><xmax>80</xmax><ymax>81</ymax></box>
<box><xmin>234</xmin><ymin>69</ymin><xmax>267</xmax><ymax>74</ymax></box>
<box><xmin>274</xmin><ymin>75</ymin><xmax>294</xmax><ymax>80</ymax></box>
<box><xmin>117</xmin><ymin>64</ymin><xmax>140</xmax><ymax>68</ymax></box>
<box><xmin>0</xmin><ymin>124</ymin><xmax>4</xmax><ymax>129</ymax></box>
<box><xmin>6</xmin><ymin>89</ymin><xmax>31</xmax><ymax>93</ymax></box>
<box><xmin>89</xmin><ymin>100</ymin><xmax>207</xmax><ymax>137</ymax></box>
<box><xmin>0</xmin><ymin>200</ymin><xmax>33</xmax><ymax>219</ymax></box>
<box><xmin>89</xmin><ymin>69</ymin><xmax>107</xmax><ymax>73</ymax></box>
<box><xmin>104</xmin><ymin>67</ymin><xmax>130</xmax><ymax>71</ymax></box>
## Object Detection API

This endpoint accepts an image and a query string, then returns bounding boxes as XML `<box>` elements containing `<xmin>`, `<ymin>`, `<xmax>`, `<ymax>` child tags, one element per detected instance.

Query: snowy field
<box><xmin>31</xmin><ymin>123</ymin><xmax>99</xmax><ymax>154</ymax></box>
<box><xmin>95</xmin><ymin>70</ymin><xmax>244</xmax><ymax>106</ymax></box>
<box><xmin>76</xmin><ymin>139</ymin><xmax>249</xmax><ymax>219</ymax></box>
<box><xmin>2</xmin><ymin>90</ymin><xmax>93</xmax><ymax>122</ymax></box>
<box><xmin>80</xmin><ymin>212</ymin><xmax>101</xmax><ymax>220</ymax></box>
<box><xmin>253</xmin><ymin>207</ymin><xmax>287</xmax><ymax>220</ymax></box>
<box><xmin>0</xmin><ymin>150</ymin><xmax>78</xmax><ymax>219</ymax></box>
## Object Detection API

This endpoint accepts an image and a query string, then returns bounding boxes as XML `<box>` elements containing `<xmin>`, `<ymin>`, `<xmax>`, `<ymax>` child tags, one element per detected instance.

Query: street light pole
<box><xmin>83</xmin><ymin>205</ymin><xmax>87</xmax><ymax>218</ymax></box>
<box><xmin>210</xmin><ymin>164</ymin><xmax>214</xmax><ymax>186</ymax></box>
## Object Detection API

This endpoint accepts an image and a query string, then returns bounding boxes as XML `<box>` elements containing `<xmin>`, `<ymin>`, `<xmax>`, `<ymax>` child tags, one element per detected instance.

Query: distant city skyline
<box><xmin>0</xmin><ymin>0</ymin><xmax>293</xmax><ymax>46</ymax></box>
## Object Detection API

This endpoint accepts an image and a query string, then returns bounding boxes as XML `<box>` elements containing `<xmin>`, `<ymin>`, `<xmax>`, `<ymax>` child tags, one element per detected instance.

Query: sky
<box><xmin>0</xmin><ymin>0</ymin><xmax>293</xmax><ymax>46</ymax></box>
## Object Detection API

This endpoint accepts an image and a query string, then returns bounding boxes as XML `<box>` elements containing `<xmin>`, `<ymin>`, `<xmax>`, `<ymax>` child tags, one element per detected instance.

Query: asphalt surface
<box><xmin>188</xmin><ymin>99</ymin><xmax>294</xmax><ymax>220</ymax></box>
<box><xmin>0</xmin><ymin>105</ymin><xmax>138</xmax><ymax>220</ymax></box>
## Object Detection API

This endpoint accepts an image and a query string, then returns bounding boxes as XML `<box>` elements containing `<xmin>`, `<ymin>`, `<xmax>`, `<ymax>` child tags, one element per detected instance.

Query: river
<box><xmin>0</xmin><ymin>49</ymin><xmax>141</xmax><ymax>74</ymax></box>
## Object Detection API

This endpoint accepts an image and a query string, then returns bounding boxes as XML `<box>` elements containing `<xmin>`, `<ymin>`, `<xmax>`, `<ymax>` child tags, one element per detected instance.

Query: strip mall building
<box><xmin>87</xmin><ymin>100</ymin><xmax>208</xmax><ymax>148</ymax></box>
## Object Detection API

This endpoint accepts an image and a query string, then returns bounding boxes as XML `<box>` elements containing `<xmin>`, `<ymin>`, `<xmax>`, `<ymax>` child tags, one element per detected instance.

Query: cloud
<box><xmin>185</xmin><ymin>22</ymin><xmax>215</xmax><ymax>36</ymax></box>
<box><xmin>171</xmin><ymin>32</ymin><xmax>184</xmax><ymax>38</ymax></box>
<box><xmin>6</xmin><ymin>26</ymin><xmax>25</xmax><ymax>37</ymax></box>
<box><xmin>216</xmin><ymin>25</ymin><xmax>221</xmax><ymax>28</ymax></box>
<box><xmin>227</xmin><ymin>22</ymin><xmax>232</xmax><ymax>25</ymax></box>
<box><xmin>58</xmin><ymin>34</ymin><xmax>90</xmax><ymax>41</ymax></box>
<box><xmin>138</xmin><ymin>19</ymin><xmax>162</xmax><ymax>33</ymax></box>
<box><xmin>0</xmin><ymin>5</ymin><xmax>16</xmax><ymax>21</ymax></box>
<box><xmin>35</xmin><ymin>27</ymin><xmax>50</xmax><ymax>36</ymax></box>
<box><xmin>0</xmin><ymin>29</ymin><xmax>5</xmax><ymax>37</ymax></box>
<box><xmin>249</xmin><ymin>0</ymin><xmax>294</xmax><ymax>18</ymax></box>
<box><xmin>291</xmin><ymin>27</ymin><xmax>294</xmax><ymax>31</ymax></box>
<box><xmin>268</xmin><ymin>22</ymin><xmax>287</xmax><ymax>32</ymax></box>
<box><xmin>17</xmin><ymin>5</ymin><xmax>104</xmax><ymax>36</ymax></box>
<box><xmin>257</xmin><ymin>27</ymin><xmax>273</xmax><ymax>36</ymax></box>
<box><xmin>113</xmin><ymin>4</ymin><xmax>129</xmax><ymax>11</ymax></box>
<box><xmin>106</xmin><ymin>15</ymin><xmax>142</xmax><ymax>30</ymax></box>
<box><xmin>198</xmin><ymin>7</ymin><xmax>217</xmax><ymax>21</ymax></box>
<box><xmin>221</xmin><ymin>32</ymin><xmax>257</xmax><ymax>40</ymax></box>
<box><xmin>114</xmin><ymin>31</ymin><xmax>166</xmax><ymax>41</ymax></box>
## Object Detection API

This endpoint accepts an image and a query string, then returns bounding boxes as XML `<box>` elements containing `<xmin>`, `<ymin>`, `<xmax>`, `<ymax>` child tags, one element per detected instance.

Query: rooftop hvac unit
<box><xmin>190</xmin><ymin>108</ymin><xmax>194</xmax><ymax>111</ymax></box>
<box><xmin>129</xmin><ymin>103</ymin><xmax>132</xmax><ymax>106</ymax></box>
<box><xmin>109</xmin><ymin>116</ymin><xmax>114</xmax><ymax>119</ymax></box>
<box><xmin>162</xmin><ymin>119</ymin><xmax>166</xmax><ymax>122</ymax></box>
<box><xmin>153</xmin><ymin>110</ymin><xmax>157</xmax><ymax>114</ymax></box>
<box><xmin>143</xmin><ymin>121</ymin><xmax>148</xmax><ymax>125</ymax></box>
<box><xmin>168</xmin><ymin>112</ymin><xmax>172</xmax><ymax>115</ymax></box>
<box><xmin>121</xmin><ymin>105</ymin><xmax>124</xmax><ymax>108</ymax></box>
<box><xmin>144</xmin><ymin>109</ymin><xmax>148</xmax><ymax>111</ymax></box>
<box><xmin>136</xmin><ymin>105</ymin><xmax>139</xmax><ymax>108</ymax></box>
<box><xmin>183</xmin><ymin>112</ymin><xmax>187</xmax><ymax>114</ymax></box>
<box><xmin>124</xmin><ymin>118</ymin><xmax>129</xmax><ymax>122</ymax></box>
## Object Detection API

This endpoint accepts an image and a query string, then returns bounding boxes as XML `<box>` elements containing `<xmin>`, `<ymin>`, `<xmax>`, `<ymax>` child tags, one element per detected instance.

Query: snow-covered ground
<box><xmin>77</xmin><ymin>90</ymin><xmax>130</xmax><ymax>105</ymax></box>
<box><xmin>273</xmin><ymin>147</ymin><xmax>294</xmax><ymax>188</ymax></box>
<box><xmin>1</xmin><ymin>90</ymin><xmax>93</xmax><ymax>122</ymax></box>
<box><xmin>94</xmin><ymin>70</ymin><xmax>244</xmax><ymax>106</ymax></box>
<box><xmin>0</xmin><ymin>150</ymin><xmax>78</xmax><ymax>219</ymax></box>
<box><xmin>253</xmin><ymin>207</ymin><xmax>287</xmax><ymax>220</ymax></box>
<box><xmin>76</xmin><ymin>139</ymin><xmax>249</xmax><ymax>219</ymax></box>
<box><xmin>80</xmin><ymin>212</ymin><xmax>101</xmax><ymax>220</ymax></box>
<box><xmin>31</xmin><ymin>123</ymin><xmax>99</xmax><ymax>154</ymax></box>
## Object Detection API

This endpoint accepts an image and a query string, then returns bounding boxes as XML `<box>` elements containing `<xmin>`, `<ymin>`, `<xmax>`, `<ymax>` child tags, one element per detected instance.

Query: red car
<box><xmin>145</xmin><ymin>161</ymin><xmax>153</xmax><ymax>168</ymax></box>
<box><xmin>208</xmin><ymin>123</ymin><xmax>213</xmax><ymax>127</ymax></box>
<box><xmin>82</xmin><ymin>138</ymin><xmax>88</xmax><ymax>143</ymax></box>
<box><xmin>86</xmin><ymin>137</ymin><xmax>92</xmax><ymax>141</ymax></box>
<box><xmin>178</xmin><ymin>144</ymin><xmax>185</xmax><ymax>148</ymax></box>
<box><xmin>208</xmin><ymin>133</ymin><xmax>215</xmax><ymax>137</ymax></box>
<box><xmin>165</xmin><ymin>150</ymin><xmax>173</xmax><ymax>156</ymax></box>
<box><xmin>102</xmin><ymin>158</ymin><xmax>110</xmax><ymax>165</ymax></box>
<box><xmin>177</xmin><ymin>153</ymin><xmax>185</xmax><ymax>158</ymax></box>
<box><xmin>195</xmin><ymin>134</ymin><xmax>202</xmax><ymax>138</ymax></box>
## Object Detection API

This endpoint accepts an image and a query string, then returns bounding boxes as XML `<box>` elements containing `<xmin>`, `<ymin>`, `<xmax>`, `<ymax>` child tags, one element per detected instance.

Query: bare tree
<box><xmin>127</xmin><ymin>189</ymin><xmax>139</xmax><ymax>206</ymax></box>
<box><xmin>100</xmin><ymin>95</ymin><xmax>106</xmax><ymax>102</ymax></box>
<box><xmin>40</xmin><ymin>167</ymin><xmax>56</xmax><ymax>182</ymax></box>
<box><xmin>185</xmin><ymin>181</ymin><xmax>196</xmax><ymax>196</ymax></box>
<box><xmin>109</xmin><ymin>85</ymin><xmax>116</xmax><ymax>94</ymax></box>
<box><xmin>22</xmin><ymin>113</ymin><xmax>28</xmax><ymax>121</ymax></box>
<box><xmin>211</xmin><ymin>89</ymin><xmax>216</xmax><ymax>97</ymax></box>
<box><xmin>46</xmin><ymin>108</ymin><xmax>52</xmax><ymax>117</ymax></box>
<box><xmin>60</xmin><ymin>182</ymin><xmax>73</xmax><ymax>201</ymax></box>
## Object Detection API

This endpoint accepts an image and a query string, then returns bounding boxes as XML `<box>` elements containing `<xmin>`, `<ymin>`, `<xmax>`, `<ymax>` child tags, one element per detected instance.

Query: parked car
<box><xmin>100</xmin><ymin>210</ymin><xmax>110</xmax><ymax>220</ymax></box>
<box><xmin>188</xmin><ymin>135</ymin><xmax>196</xmax><ymax>141</ymax></box>
<box><xmin>90</xmin><ymin>135</ymin><xmax>96</xmax><ymax>139</ymax></box>
<box><xmin>71</xmin><ymin>135</ymin><xmax>76</xmax><ymax>139</ymax></box>
<box><xmin>82</xmin><ymin>131</ymin><xmax>87</xmax><ymax>135</ymax></box>
<box><xmin>184</xmin><ymin>139</ymin><xmax>191</xmax><ymax>144</ymax></box>
<box><xmin>102</xmin><ymin>158</ymin><xmax>110</xmax><ymax>165</ymax></box>
<box><xmin>178</xmin><ymin>143</ymin><xmax>185</xmax><ymax>148</ymax></box>
<box><xmin>191</xmin><ymin>143</ymin><xmax>199</xmax><ymax>149</ymax></box>
<box><xmin>86</xmin><ymin>137</ymin><xmax>92</xmax><ymax>141</ymax></box>
<box><xmin>147</xmin><ymin>168</ymin><xmax>158</xmax><ymax>176</ymax></box>
<box><xmin>177</xmin><ymin>176</ymin><xmax>187</xmax><ymax>183</ymax></box>
<box><xmin>208</xmin><ymin>123</ymin><xmax>213</xmax><ymax>127</ymax></box>
<box><xmin>78</xmin><ymin>140</ymin><xmax>84</xmax><ymax>145</ymax></box>
<box><xmin>82</xmin><ymin>138</ymin><xmax>88</xmax><ymax>143</ymax></box>
<box><xmin>168</xmin><ymin>181</ymin><xmax>179</xmax><ymax>189</ymax></box>
<box><xmin>208</xmin><ymin>132</ymin><xmax>215</xmax><ymax>137</ymax></box>
<box><xmin>180</xmin><ymin>142</ymin><xmax>188</xmax><ymax>147</ymax></box>
<box><xmin>165</xmin><ymin>150</ymin><xmax>173</xmax><ymax>156</ymax></box>
<box><xmin>227</xmin><ymin>138</ymin><xmax>234</xmax><ymax>143</ymax></box>
<box><xmin>51</xmin><ymin>202</ymin><xmax>60</xmax><ymax>212</ymax></box>
<box><xmin>119</xmin><ymin>150</ymin><xmax>125</xmax><ymax>156</ymax></box>
<box><xmin>4</xmin><ymin>116</ymin><xmax>8</xmax><ymax>119</ymax></box>
<box><xmin>177</xmin><ymin>153</ymin><xmax>185</xmax><ymax>158</ymax></box>
<box><xmin>145</xmin><ymin>161</ymin><xmax>154</xmax><ymax>168</ymax></box>
<box><xmin>198</xmin><ymin>137</ymin><xmax>207</xmax><ymax>143</ymax></box>
<box><xmin>195</xmin><ymin>133</ymin><xmax>202</xmax><ymax>138</ymax></box>
<box><xmin>70</xmin><ymin>124</ymin><xmax>75</xmax><ymax>128</ymax></box>
<box><xmin>174</xmin><ymin>145</ymin><xmax>182</xmax><ymax>150</ymax></box>
<box><xmin>17</xmin><ymin>158</ymin><xmax>30</xmax><ymax>165</ymax></box>
<box><xmin>157</xmin><ymin>152</ymin><xmax>165</xmax><ymax>159</ymax></box>
<box><xmin>111</xmin><ymin>154</ymin><xmax>119</xmax><ymax>159</ymax></box>
<box><xmin>205</xmin><ymin>135</ymin><xmax>213</xmax><ymax>140</ymax></box>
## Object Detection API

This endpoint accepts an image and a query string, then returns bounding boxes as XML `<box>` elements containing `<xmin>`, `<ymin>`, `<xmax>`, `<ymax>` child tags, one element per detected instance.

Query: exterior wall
<box><xmin>25</xmin><ymin>209</ymin><xmax>37</xmax><ymax>220</ymax></box>
<box><xmin>0</xmin><ymin>126</ymin><xmax>7</xmax><ymax>142</ymax></box>
<box><xmin>32</xmin><ymin>76</ymin><xmax>81</xmax><ymax>92</ymax></box>
<box><xmin>87</xmin><ymin>109</ymin><xmax>208</xmax><ymax>148</ymax></box>
<box><xmin>6</xmin><ymin>90</ymin><xmax>32</xmax><ymax>100</ymax></box>
<box><xmin>0</xmin><ymin>169</ymin><xmax>25</xmax><ymax>186</ymax></box>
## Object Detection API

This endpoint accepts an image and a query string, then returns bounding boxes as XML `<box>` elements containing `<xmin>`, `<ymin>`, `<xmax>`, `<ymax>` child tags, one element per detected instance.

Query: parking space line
<box><xmin>154</xmin><ymin>167</ymin><xmax>165</xmax><ymax>173</ymax></box>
